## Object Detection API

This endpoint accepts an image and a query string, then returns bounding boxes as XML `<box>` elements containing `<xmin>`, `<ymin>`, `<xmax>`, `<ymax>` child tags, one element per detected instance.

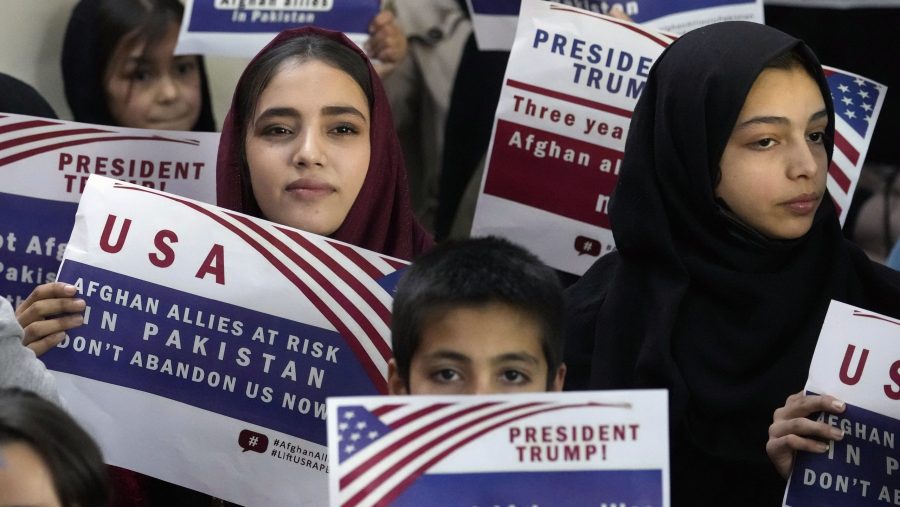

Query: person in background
<box><xmin>381</xmin><ymin>0</ymin><xmax>472</xmax><ymax>232</ymax></box>
<box><xmin>0</xmin><ymin>72</ymin><xmax>58</xmax><ymax>118</ymax></box>
<box><xmin>0</xmin><ymin>387</ymin><xmax>110</xmax><ymax>507</ymax></box>
<box><xmin>61</xmin><ymin>0</ymin><xmax>216</xmax><ymax>132</ymax></box>
<box><xmin>563</xmin><ymin>21</ymin><xmax>900</xmax><ymax>505</ymax></box>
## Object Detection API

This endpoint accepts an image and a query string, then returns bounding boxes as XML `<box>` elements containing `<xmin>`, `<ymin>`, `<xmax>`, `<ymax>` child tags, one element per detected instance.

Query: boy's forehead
<box><xmin>417</xmin><ymin>303</ymin><xmax>547</xmax><ymax>364</ymax></box>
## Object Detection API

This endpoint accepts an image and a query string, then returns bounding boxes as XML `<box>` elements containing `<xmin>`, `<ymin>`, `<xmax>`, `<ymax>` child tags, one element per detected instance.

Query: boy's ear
<box><xmin>387</xmin><ymin>359</ymin><xmax>408</xmax><ymax>395</ymax></box>
<box><xmin>550</xmin><ymin>363</ymin><xmax>567</xmax><ymax>392</ymax></box>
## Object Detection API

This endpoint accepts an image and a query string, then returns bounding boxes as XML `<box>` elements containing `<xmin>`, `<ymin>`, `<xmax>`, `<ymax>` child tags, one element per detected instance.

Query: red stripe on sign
<box><xmin>483</xmin><ymin>120</ymin><xmax>620</xmax><ymax>228</ymax></box>
<box><xmin>547</xmin><ymin>4</ymin><xmax>673</xmax><ymax>48</ymax></box>
<box><xmin>828</xmin><ymin>161</ymin><xmax>851</xmax><ymax>193</ymax></box>
<box><xmin>231</xmin><ymin>214</ymin><xmax>393</xmax><ymax>364</ymax></box>
<box><xmin>0</xmin><ymin>135</ymin><xmax>199</xmax><ymax>167</ymax></box>
<box><xmin>0</xmin><ymin>119</ymin><xmax>62</xmax><ymax>134</ymax></box>
<box><xmin>371</xmin><ymin>404</ymin><xmax>406</xmax><ymax>418</ymax></box>
<box><xmin>388</xmin><ymin>403</ymin><xmax>462</xmax><ymax>431</ymax></box>
<box><xmin>0</xmin><ymin>127</ymin><xmax>108</xmax><ymax>151</ymax></box>
<box><xmin>341</xmin><ymin>402</ymin><xmax>518</xmax><ymax>496</ymax></box>
<box><xmin>327</xmin><ymin>239</ymin><xmax>388</xmax><ymax>279</ymax></box>
<box><xmin>278</xmin><ymin>226</ymin><xmax>392</xmax><ymax>336</ymax></box>
<box><xmin>834</xmin><ymin>131</ymin><xmax>859</xmax><ymax>165</ymax></box>
<box><xmin>507</xmin><ymin>79</ymin><xmax>633</xmax><ymax>119</ymax></box>
<box><xmin>380</xmin><ymin>256</ymin><xmax>408</xmax><ymax>272</ymax></box>
<box><xmin>376</xmin><ymin>404</ymin><xmax>593</xmax><ymax>507</ymax></box>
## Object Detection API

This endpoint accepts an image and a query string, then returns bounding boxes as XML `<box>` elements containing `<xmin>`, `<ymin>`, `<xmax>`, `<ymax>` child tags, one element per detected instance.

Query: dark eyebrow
<box><xmin>321</xmin><ymin>105</ymin><xmax>367</xmax><ymax>122</ymax></box>
<box><xmin>809</xmin><ymin>109</ymin><xmax>829</xmax><ymax>123</ymax></box>
<box><xmin>492</xmin><ymin>352</ymin><xmax>542</xmax><ymax>366</ymax></box>
<box><xmin>254</xmin><ymin>106</ymin><xmax>367</xmax><ymax>123</ymax></box>
<box><xmin>423</xmin><ymin>350</ymin><xmax>541</xmax><ymax>366</ymax></box>
<box><xmin>734</xmin><ymin>108</ymin><xmax>829</xmax><ymax>131</ymax></box>
<box><xmin>255</xmin><ymin>107</ymin><xmax>300</xmax><ymax>122</ymax></box>
<box><xmin>424</xmin><ymin>350</ymin><xmax>471</xmax><ymax>364</ymax></box>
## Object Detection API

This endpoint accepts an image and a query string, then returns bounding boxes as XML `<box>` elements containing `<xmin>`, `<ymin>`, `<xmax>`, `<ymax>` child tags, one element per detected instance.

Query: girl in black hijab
<box><xmin>61</xmin><ymin>0</ymin><xmax>215</xmax><ymax>132</ymax></box>
<box><xmin>564</xmin><ymin>21</ymin><xmax>900</xmax><ymax>505</ymax></box>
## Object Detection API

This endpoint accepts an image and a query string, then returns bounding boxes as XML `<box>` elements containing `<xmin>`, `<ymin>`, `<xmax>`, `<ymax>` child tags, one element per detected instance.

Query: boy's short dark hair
<box><xmin>391</xmin><ymin>236</ymin><xmax>565</xmax><ymax>389</ymax></box>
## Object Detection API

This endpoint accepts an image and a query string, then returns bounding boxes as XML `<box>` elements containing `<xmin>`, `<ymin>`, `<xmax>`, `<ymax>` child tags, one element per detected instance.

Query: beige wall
<box><xmin>0</xmin><ymin>1</ymin><xmax>247</xmax><ymax>129</ymax></box>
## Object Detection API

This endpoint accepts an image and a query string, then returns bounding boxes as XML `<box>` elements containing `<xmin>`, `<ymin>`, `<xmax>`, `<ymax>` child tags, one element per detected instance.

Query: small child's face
<box><xmin>389</xmin><ymin>302</ymin><xmax>565</xmax><ymax>395</ymax></box>
<box><xmin>104</xmin><ymin>21</ymin><xmax>202</xmax><ymax>131</ymax></box>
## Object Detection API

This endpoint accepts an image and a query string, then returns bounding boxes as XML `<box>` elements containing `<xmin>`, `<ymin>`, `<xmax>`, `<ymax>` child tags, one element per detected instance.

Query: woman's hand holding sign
<box><xmin>16</xmin><ymin>282</ymin><xmax>85</xmax><ymax>356</ymax></box>
<box><xmin>766</xmin><ymin>390</ymin><xmax>847</xmax><ymax>479</ymax></box>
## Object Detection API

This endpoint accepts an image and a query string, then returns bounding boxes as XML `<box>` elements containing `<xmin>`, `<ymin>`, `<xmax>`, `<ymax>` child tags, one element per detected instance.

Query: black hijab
<box><xmin>0</xmin><ymin>74</ymin><xmax>57</xmax><ymax>118</ymax></box>
<box><xmin>565</xmin><ymin>21</ymin><xmax>900</xmax><ymax>504</ymax></box>
<box><xmin>61</xmin><ymin>0</ymin><xmax>215</xmax><ymax>131</ymax></box>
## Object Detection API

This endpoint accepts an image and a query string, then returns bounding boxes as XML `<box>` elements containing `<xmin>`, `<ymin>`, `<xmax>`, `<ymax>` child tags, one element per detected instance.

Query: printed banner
<box><xmin>783</xmin><ymin>301</ymin><xmax>900</xmax><ymax>506</ymax></box>
<box><xmin>0</xmin><ymin>113</ymin><xmax>218</xmax><ymax>308</ymax></box>
<box><xmin>470</xmin><ymin>0</ymin><xmax>886</xmax><ymax>275</ymax></box>
<box><xmin>43</xmin><ymin>175</ymin><xmax>407</xmax><ymax>507</ymax></box>
<box><xmin>175</xmin><ymin>0</ymin><xmax>381</xmax><ymax>58</ymax></box>
<box><xmin>465</xmin><ymin>0</ymin><xmax>764</xmax><ymax>51</ymax></box>
<box><xmin>327</xmin><ymin>390</ymin><xmax>670</xmax><ymax>506</ymax></box>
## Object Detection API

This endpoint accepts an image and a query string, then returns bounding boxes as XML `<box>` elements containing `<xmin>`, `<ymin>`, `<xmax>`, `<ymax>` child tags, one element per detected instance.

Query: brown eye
<box><xmin>432</xmin><ymin>369</ymin><xmax>460</xmax><ymax>382</ymax></box>
<box><xmin>501</xmin><ymin>370</ymin><xmax>528</xmax><ymax>383</ymax></box>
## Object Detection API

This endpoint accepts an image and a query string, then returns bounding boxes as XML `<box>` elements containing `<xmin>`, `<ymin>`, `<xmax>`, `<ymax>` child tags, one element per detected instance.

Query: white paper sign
<box><xmin>327</xmin><ymin>390</ymin><xmax>670</xmax><ymax>506</ymax></box>
<box><xmin>0</xmin><ymin>113</ymin><xmax>218</xmax><ymax>307</ymax></box>
<box><xmin>44</xmin><ymin>175</ymin><xmax>408</xmax><ymax>506</ymax></box>
<box><xmin>783</xmin><ymin>301</ymin><xmax>900</xmax><ymax>506</ymax></box>
<box><xmin>466</xmin><ymin>0</ymin><xmax>765</xmax><ymax>51</ymax></box>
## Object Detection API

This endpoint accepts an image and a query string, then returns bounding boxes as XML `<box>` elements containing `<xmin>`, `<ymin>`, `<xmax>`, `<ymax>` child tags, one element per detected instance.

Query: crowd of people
<box><xmin>2</xmin><ymin>0</ymin><xmax>900</xmax><ymax>506</ymax></box>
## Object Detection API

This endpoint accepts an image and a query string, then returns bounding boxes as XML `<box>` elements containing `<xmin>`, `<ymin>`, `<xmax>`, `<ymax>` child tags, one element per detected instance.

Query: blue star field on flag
<box><xmin>337</xmin><ymin>405</ymin><xmax>392</xmax><ymax>462</ymax></box>
<box><xmin>826</xmin><ymin>71</ymin><xmax>881</xmax><ymax>138</ymax></box>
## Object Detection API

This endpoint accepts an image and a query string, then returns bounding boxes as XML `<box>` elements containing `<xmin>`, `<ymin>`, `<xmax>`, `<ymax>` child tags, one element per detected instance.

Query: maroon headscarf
<box><xmin>216</xmin><ymin>27</ymin><xmax>432</xmax><ymax>260</ymax></box>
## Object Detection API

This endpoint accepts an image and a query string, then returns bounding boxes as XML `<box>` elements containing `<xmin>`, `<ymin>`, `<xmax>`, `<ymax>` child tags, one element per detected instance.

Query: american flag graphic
<box><xmin>822</xmin><ymin>66</ymin><xmax>887</xmax><ymax>223</ymax></box>
<box><xmin>330</xmin><ymin>399</ymin><xmax>633</xmax><ymax>507</ymax></box>
<box><xmin>111</xmin><ymin>183</ymin><xmax>406</xmax><ymax>393</ymax></box>
<box><xmin>0</xmin><ymin>114</ymin><xmax>200</xmax><ymax>166</ymax></box>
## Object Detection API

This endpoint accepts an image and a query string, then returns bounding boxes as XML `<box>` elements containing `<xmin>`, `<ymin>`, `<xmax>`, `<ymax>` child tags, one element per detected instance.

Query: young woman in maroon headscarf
<box><xmin>563</xmin><ymin>21</ymin><xmax>900</xmax><ymax>505</ymax></box>
<box><xmin>217</xmin><ymin>26</ymin><xmax>432</xmax><ymax>261</ymax></box>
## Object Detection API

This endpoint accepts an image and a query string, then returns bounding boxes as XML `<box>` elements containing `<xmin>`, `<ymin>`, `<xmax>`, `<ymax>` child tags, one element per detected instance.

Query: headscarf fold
<box><xmin>565</xmin><ymin>21</ymin><xmax>900</xmax><ymax>504</ymax></box>
<box><xmin>216</xmin><ymin>27</ymin><xmax>433</xmax><ymax>260</ymax></box>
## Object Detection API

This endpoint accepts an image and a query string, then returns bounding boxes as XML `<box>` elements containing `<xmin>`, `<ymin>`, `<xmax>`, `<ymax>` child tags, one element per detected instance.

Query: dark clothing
<box><xmin>563</xmin><ymin>21</ymin><xmax>900</xmax><ymax>505</ymax></box>
<box><xmin>765</xmin><ymin>5</ymin><xmax>900</xmax><ymax>166</ymax></box>
<box><xmin>434</xmin><ymin>34</ymin><xmax>509</xmax><ymax>239</ymax></box>
<box><xmin>0</xmin><ymin>73</ymin><xmax>57</xmax><ymax>118</ymax></box>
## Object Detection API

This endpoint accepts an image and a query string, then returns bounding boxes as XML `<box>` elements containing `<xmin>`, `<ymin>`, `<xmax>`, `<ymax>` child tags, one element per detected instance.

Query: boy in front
<box><xmin>387</xmin><ymin>236</ymin><xmax>566</xmax><ymax>395</ymax></box>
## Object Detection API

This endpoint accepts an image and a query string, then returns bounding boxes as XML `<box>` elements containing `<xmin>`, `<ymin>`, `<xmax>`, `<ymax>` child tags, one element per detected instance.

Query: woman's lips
<box><xmin>782</xmin><ymin>193</ymin><xmax>820</xmax><ymax>214</ymax></box>
<box><xmin>286</xmin><ymin>178</ymin><xmax>335</xmax><ymax>198</ymax></box>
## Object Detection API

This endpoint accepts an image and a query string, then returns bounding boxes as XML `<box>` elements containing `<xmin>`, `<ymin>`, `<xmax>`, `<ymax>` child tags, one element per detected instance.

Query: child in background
<box><xmin>0</xmin><ymin>387</ymin><xmax>110</xmax><ymax>507</ymax></box>
<box><xmin>61</xmin><ymin>0</ymin><xmax>216</xmax><ymax>132</ymax></box>
<box><xmin>388</xmin><ymin>236</ymin><xmax>566</xmax><ymax>395</ymax></box>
